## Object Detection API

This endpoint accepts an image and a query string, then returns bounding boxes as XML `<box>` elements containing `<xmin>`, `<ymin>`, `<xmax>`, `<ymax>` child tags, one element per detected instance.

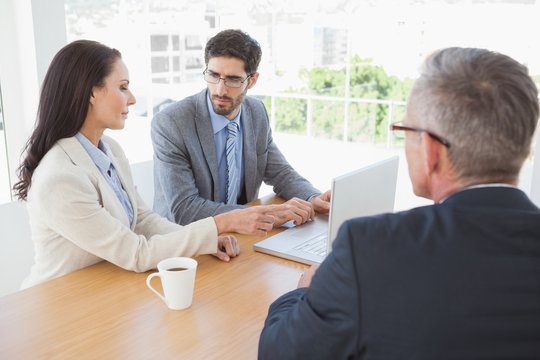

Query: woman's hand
<box><xmin>212</xmin><ymin>235</ymin><xmax>240</xmax><ymax>262</ymax></box>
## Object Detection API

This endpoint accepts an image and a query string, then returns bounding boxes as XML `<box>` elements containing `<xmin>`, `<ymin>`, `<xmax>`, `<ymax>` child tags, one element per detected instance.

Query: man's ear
<box><xmin>420</xmin><ymin>131</ymin><xmax>441</xmax><ymax>178</ymax></box>
<box><xmin>247</xmin><ymin>72</ymin><xmax>259</xmax><ymax>89</ymax></box>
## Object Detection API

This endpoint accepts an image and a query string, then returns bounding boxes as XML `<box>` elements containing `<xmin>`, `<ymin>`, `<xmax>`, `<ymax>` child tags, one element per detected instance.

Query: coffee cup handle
<box><xmin>146</xmin><ymin>272</ymin><xmax>166</xmax><ymax>304</ymax></box>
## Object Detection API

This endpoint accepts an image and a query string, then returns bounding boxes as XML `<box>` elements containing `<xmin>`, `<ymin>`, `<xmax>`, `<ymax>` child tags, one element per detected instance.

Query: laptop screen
<box><xmin>253</xmin><ymin>155</ymin><xmax>400</xmax><ymax>265</ymax></box>
<box><xmin>327</xmin><ymin>155</ymin><xmax>399</xmax><ymax>252</ymax></box>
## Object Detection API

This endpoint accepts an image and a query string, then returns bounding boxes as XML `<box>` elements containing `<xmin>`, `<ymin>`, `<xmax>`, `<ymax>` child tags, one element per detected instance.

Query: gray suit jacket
<box><xmin>151</xmin><ymin>89</ymin><xmax>320</xmax><ymax>225</ymax></box>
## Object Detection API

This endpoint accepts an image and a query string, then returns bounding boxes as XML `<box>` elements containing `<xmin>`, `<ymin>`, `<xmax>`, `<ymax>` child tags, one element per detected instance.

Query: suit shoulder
<box><xmin>343</xmin><ymin>205</ymin><xmax>435</xmax><ymax>239</ymax></box>
<box><xmin>331</xmin><ymin>206</ymin><xmax>436</xmax><ymax>262</ymax></box>
<box><xmin>30</xmin><ymin>146</ymin><xmax>86</xmax><ymax>199</ymax></box>
<box><xmin>244</xmin><ymin>95</ymin><xmax>266</xmax><ymax>109</ymax></box>
<box><xmin>243</xmin><ymin>95</ymin><xmax>270</xmax><ymax>129</ymax></box>
<box><xmin>151</xmin><ymin>91</ymin><xmax>204</xmax><ymax>132</ymax></box>
<box><xmin>155</xmin><ymin>91</ymin><xmax>202</xmax><ymax>117</ymax></box>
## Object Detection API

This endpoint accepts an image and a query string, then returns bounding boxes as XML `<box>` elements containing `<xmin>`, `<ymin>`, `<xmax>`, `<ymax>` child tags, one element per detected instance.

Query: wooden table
<box><xmin>0</xmin><ymin>195</ymin><xmax>307</xmax><ymax>359</ymax></box>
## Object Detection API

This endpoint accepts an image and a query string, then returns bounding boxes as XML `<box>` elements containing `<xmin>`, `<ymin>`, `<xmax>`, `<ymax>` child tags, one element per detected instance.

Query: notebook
<box><xmin>253</xmin><ymin>156</ymin><xmax>399</xmax><ymax>265</ymax></box>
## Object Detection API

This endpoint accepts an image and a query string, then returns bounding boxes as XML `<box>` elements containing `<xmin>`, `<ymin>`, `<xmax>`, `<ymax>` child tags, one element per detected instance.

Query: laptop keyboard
<box><xmin>293</xmin><ymin>233</ymin><xmax>327</xmax><ymax>256</ymax></box>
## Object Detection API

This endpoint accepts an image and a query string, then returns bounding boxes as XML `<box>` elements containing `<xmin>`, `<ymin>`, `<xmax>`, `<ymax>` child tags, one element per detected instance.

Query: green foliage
<box><xmin>272</xmin><ymin>57</ymin><xmax>412</xmax><ymax>144</ymax></box>
<box><xmin>348</xmin><ymin>102</ymin><xmax>377</xmax><ymax>142</ymax></box>
<box><xmin>312</xmin><ymin>100</ymin><xmax>344</xmax><ymax>140</ymax></box>
<box><xmin>306</xmin><ymin>68</ymin><xmax>346</xmax><ymax>96</ymax></box>
<box><xmin>274</xmin><ymin>98</ymin><xmax>307</xmax><ymax>134</ymax></box>
<box><xmin>262</xmin><ymin>96</ymin><xmax>307</xmax><ymax>135</ymax></box>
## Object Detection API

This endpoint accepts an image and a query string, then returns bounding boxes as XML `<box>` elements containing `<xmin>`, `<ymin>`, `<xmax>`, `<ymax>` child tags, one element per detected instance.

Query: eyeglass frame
<box><xmin>390</xmin><ymin>122</ymin><xmax>451</xmax><ymax>148</ymax></box>
<box><xmin>202</xmin><ymin>69</ymin><xmax>253</xmax><ymax>88</ymax></box>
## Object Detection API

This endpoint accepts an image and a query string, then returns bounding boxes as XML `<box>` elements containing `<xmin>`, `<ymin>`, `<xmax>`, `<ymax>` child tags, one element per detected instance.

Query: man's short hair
<box><xmin>409</xmin><ymin>47</ymin><xmax>539</xmax><ymax>182</ymax></box>
<box><xmin>204</xmin><ymin>29</ymin><xmax>262</xmax><ymax>75</ymax></box>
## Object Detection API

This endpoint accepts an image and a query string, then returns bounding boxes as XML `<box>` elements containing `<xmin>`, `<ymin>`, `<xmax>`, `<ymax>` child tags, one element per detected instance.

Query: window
<box><xmin>62</xmin><ymin>0</ymin><xmax>539</xmax><ymax>210</ymax></box>
<box><xmin>0</xmin><ymin>82</ymin><xmax>11</xmax><ymax>203</ymax></box>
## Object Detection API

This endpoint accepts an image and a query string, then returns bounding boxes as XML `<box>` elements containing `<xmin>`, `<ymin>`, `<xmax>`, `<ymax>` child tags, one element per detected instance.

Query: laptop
<box><xmin>253</xmin><ymin>156</ymin><xmax>399</xmax><ymax>265</ymax></box>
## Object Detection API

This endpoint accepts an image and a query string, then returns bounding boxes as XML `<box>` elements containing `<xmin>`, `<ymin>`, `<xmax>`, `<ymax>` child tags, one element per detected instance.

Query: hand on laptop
<box><xmin>214</xmin><ymin>198</ymin><xmax>315</xmax><ymax>236</ymax></box>
<box><xmin>298</xmin><ymin>264</ymin><xmax>319</xmax><ymax>288</ymax></box>
<box><xmin>310</xmin><ymin>190</ymin><xmax>331</xmax><ymax>214</ymax></box>
<box><xmin>214</xmin><ymin>206</ymin><xmax>277</xmax><ymax>236</ymax></box>
<box><xmin>269</xmin><ymin>198</ymin><xmax>315</xmax><ymax>227</ymax></box>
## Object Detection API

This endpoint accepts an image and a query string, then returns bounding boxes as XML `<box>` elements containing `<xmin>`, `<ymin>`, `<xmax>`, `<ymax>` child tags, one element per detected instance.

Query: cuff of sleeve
<box><xmin>192</xmin><ymin>217</ymin><xmax>219</xmax><ymax>255</ymax></box>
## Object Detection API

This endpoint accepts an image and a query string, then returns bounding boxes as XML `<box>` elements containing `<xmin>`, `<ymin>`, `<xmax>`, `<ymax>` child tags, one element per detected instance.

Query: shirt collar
<box><xmin>75</xmin><ymin>132</ymin><xmax>113</xmax><ymax>173</ymax></box>
<box><xmin>206</xmin><ymin>92</ymin><xmax>242</xmax><ymax>135</ymax></box>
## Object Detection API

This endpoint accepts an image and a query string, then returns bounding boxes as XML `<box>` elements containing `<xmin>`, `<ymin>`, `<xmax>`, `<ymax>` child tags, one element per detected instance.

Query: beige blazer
<box><xmin>22</xmin><ymin>135</ymin><xmax>217</xmax><ymax>288</ymax></box>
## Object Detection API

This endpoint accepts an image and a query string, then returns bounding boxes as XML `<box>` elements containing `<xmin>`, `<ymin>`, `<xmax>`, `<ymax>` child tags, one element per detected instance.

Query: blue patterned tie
<box><xmin>226</xmin><ymin>121</ymin><xmax>239</xmax><ymax>204</ymax></box>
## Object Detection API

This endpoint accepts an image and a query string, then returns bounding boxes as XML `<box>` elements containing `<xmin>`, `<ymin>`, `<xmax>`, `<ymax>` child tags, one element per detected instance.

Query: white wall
<box><xmin>0</xmin><ymin>0</ymin><xmax>66</xmax><ymax>200</ymax></box>
<box><xmin>0</xmin><ymin>0</ymin><xmax>39</xmax><ymax>195</ymax></box>
<box><xmin>0</xmin><ymin>201</ymin><xmax>33</xmax><ymax>297</ymax></box>
<box><xmin>31</xmin><ymin>0</ymin><xmax>67</xmax><ymax>85</ymax></box>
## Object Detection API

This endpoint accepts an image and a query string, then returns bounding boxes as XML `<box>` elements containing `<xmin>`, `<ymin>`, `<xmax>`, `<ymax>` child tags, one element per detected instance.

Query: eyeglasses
<box><xmin>203</xmin><ymin>69</ymin><xmax>252</xmax><ymax>88</ymax></box>
<box><xmin>390</xmin><ymin>122</ymin><xmax>451</xmax><ymax>148</ymax></box>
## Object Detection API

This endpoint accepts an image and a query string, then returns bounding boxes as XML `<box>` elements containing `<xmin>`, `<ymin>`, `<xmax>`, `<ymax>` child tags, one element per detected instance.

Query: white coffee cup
<box><xmin>146</xmin><ymin>257</ymin><xmax>198</xmax><ymax>310</ymax></box>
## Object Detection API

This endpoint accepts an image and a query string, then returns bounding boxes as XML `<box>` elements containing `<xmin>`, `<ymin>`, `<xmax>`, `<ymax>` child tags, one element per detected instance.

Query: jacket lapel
<box><xmin>241</xmin><ymin>104</ymin><xmax>257</xmax><ymax>200</ymax></box>
<box><xmin>57</xmin><ymin>137</ymin><xmax>102</xmax><ymax>179</ymax></box>
<box><xmin>194</xmin><ymin>90</ymin><xmax>221</xmax><ymax>199</ymax></box>
<box><xmin>104</xmin><ymin>138</ymin><xmax>137</xmax><ymax>228</ymax></box>
<box><xmin>57</xmin><ymin>136</ymin><xmax>134</xmax><ymax>228</ymax></box>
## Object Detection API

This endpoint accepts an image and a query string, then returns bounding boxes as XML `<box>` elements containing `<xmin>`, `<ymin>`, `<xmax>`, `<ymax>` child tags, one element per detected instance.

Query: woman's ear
<box><xmin>89</xmin><ymin>90</ymin><xmax>96</xmax><ymax>105</ymax></box>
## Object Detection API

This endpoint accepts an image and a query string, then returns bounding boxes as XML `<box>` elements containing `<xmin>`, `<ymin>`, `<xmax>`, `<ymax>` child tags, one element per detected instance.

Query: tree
<box><xmin>263</xmin><ymin>97</ymin><xmax>307</xmax><ymax>135</ymax></box>
<box><xmin>272</xmin><ymin>56</ymin><xmax>411</xmax><ymax>143</ymax></box>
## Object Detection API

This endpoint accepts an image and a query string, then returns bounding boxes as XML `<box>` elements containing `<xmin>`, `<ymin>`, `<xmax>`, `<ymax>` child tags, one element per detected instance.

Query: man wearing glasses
<box><xmin>151</xmin><ymin>29</ymin><xmax>330</xmax><ymax>235</ymax></box>
<box><xmin>259</xmin><ymin>47</ymin><xmax>540</xmax><ymax>358</ymax></box>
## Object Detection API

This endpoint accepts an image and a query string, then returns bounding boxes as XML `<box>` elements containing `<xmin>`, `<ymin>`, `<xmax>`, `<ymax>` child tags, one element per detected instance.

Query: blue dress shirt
<box><xmin>75</xmin><ymin>132</ymin><xmax>134</xmax><ymax>225</ymax></box>
<box><xmin>206</xmin><ymin>94</ymin><xmax>245</xmax><ymax>204</ymax></box>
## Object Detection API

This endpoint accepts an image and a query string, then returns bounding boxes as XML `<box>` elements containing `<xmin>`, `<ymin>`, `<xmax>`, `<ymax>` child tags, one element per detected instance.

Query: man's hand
<box><xmin>298</xmin><ymin>264</ymin><xmax>319</xmax><ymax>288</ymax></box>
<box><xmin>310</xmin><ymin>190</ymin><xmax>331</xmax><ymax>214</ymax></box>
<box><xmin>213</xmin><ymin>196</ymin><xmax>322</xmax><ymax>236</ymax></box>
<box><xmin>268</xmin><ymin>197</ymin><xmax>315</xmax><ymax>227</ymax></box>
<box><xmin>212</xmin><ymin>235</ymin><xmax>240</xmax><ymax>262</ymax></box>
<box><xmin>214</xmin><ymin>206</ymin><xmax>277</xmax><ymax>236</ymax></box>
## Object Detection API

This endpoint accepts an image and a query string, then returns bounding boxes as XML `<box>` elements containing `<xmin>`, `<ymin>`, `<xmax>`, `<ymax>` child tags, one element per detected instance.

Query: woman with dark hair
<box><xmin>14</xmin><ymin>40</ymin><xmax>240</xmax><ymax>288</ymax></box>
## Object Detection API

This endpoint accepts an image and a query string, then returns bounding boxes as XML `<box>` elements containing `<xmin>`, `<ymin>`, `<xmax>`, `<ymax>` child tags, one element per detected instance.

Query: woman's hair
<box><xmin>13</xmin><ymin>40</ymin><xmax>121</xmax><ymax>200</ymax></box>
<box><xmin>204</xmin><ymin>29</ymin><xmax>262</xmax><ymax>75</ymax></box>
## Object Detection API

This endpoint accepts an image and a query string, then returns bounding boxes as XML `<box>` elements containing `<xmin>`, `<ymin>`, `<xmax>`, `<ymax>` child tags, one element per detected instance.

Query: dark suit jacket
<box><xmin>259</xmin><ymin>187</ymin><xmax>540</xmax><ymax>359</ymax></box>
<box><xmin>151</xmin><ymin>89</ymin><xmax>320</xmax><ymax>225</ymax></box>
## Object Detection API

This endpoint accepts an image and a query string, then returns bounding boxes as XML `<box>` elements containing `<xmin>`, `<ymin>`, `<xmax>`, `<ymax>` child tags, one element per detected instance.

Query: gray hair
<box><xmin>409</xmin><ymin>47</ymin><xmax>539</xmax><ymax>183</ymax></box>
